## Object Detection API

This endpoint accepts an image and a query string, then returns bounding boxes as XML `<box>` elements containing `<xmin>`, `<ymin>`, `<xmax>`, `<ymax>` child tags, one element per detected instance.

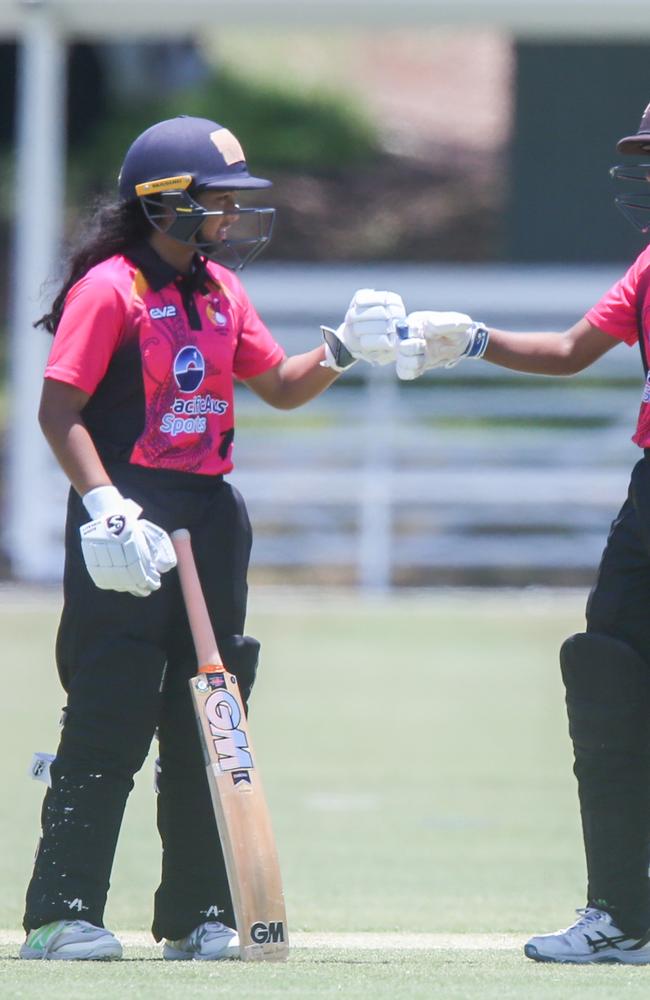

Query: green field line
<box><xmin>0</xmin><ymin>930</ymin><xmax>525</xmax><ymax>951</ymax></box>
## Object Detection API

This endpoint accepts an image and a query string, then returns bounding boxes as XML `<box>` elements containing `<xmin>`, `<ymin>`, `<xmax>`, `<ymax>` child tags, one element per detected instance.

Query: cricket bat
<box><xmin>171</xmin><ymin>528</ymin><xmax>289</xmax><ymax>962</ymax></box>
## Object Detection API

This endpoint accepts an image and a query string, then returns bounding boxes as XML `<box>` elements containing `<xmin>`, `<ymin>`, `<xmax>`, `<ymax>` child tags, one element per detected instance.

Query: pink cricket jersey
<box><xmin>44</xmin><ymin>245</ymin><xmax>285</xmax><ymax>475</ymax></box>
<box><xmin>585</xmin><ymin>244</ymin><xmax>650</xmax><ymax>447</ymax></box>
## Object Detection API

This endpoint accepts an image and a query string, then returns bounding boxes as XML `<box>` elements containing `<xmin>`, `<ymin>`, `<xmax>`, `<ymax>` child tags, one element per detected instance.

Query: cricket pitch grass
<box><xmin>1</xmin><ymin>586</ymin><xmax>649</xmax><ymax>998</ymax></box>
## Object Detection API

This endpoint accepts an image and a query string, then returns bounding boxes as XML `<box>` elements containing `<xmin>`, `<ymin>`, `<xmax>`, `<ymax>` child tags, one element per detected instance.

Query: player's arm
<box><xmin>483</xmin><ymin>319</ymin><xmax>618</xmax><ymax>375</ymax></box>
<box><xmin>39</xmin><ymin>377</ymin><xmax>176</xmax><ymax>596</ymax></box>
<box><xmin>396</xmin><ymin>313</ymin><xmax>618</xmax><ymax>380</ymax></box>
<box><xmin>244</xmin><ymin>347</ymin><xmax>338</xmax><ymax>410</ymax></box>
<box><xmin>38</xmin><ymin>377</ymin><xmax>111</xmax><ymax>496</ymax></box>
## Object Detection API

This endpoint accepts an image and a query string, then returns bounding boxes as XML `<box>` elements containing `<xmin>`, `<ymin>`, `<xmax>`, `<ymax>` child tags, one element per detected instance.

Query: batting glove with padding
<box><xmin>395</xmin><ymin>311</ymin><xmax>489</xmax><ymax>380</ymax></box>
<box><xmin>321</xmin><ymin>288</ymin><xmax>406</xmax><ymax>372</ymax></box>
<box><xmin>80</xmin><ymin>485</ymin><xmax>177</xmax><ymax>597</ymax></box>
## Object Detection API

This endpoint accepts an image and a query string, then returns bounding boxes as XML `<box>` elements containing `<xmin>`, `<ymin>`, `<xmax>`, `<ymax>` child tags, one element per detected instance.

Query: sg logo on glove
<box><xmin>106</xmin><ymin>514</ymin><xmax>127</xmax><ymax>536</ymax></box>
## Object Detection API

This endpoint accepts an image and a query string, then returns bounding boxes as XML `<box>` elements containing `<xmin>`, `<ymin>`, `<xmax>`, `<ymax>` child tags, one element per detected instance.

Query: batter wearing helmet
<box><xmin>19</xmin><ymin>115</ymin><xmax>406</xmax><ymax>961</ymax></box>
<box><xmin>388</xmin><ymin>100</ymin><xmax>650</xmax><ymax>965</ymax></box>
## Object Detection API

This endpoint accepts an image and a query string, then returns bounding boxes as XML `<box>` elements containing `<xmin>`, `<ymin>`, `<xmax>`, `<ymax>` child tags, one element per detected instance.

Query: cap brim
<box><xmin>617</xmin><ymin>133</ymin><xmax>650</xmax><ymax>154</ymax></box>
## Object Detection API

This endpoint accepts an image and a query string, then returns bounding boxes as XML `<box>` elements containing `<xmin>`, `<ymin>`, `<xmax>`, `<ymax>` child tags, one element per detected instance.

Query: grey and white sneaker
<box><xmin>525</xmin><ymin>907</ymin><xmax>650</xmax><ymax>964</ymax></box>
<box><xmin>163</xmin><ymin>920</ymin><xmax>239</xmax><ymax>960</ymax></box>
<box><xmin>19</xmin><ymin>919</ymin><xmax>122</xmax><ymax>960</ymax></box>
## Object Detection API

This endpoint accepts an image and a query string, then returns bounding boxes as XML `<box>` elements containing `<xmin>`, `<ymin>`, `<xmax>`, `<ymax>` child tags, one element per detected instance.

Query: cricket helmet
<box><xmin>118</xmin><ymin>116</ymin><xmax>275</xmax><ymax>269</ymax></box>
<box><xmin>611</xmin><ymin>102</ymin><xmax>650</xmax><ymax>234</ymax></box>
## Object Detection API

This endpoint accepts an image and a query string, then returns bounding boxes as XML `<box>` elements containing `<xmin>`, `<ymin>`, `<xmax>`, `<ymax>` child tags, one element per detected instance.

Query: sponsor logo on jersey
<box><xmin>206</xmin><ymin>303</ymin><xmax>228</xmax><ymax>327</ymax></box>
<box><xmin>149</xmin><ymin>305</ymin><xmax>177</xmax><ymax>319</ymax></box>
<box><xmin>159</xmin><ymin>393</ymin><xmax>229</xmax><ymax>437</ymax></box>
<box><xmin>173</xmin><ymin>346</ymin><xmax>205</xmax><ymax>392</ymax></box>
<box><xmin>171</xmin><ymin>394</ymin><xmax>228</xmax><ymax>416</ymax></box>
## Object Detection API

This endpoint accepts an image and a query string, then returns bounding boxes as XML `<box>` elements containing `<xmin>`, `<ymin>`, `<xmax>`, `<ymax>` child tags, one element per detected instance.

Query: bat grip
<box><xmin>395</xmin><ymin>319</ymin><xmax>410</xmax><ymax>340</ymax></box>
<box><xmin>171</xmin><ymin>529</ymin><xmax>223</xmax><ymax>668</ymax></box>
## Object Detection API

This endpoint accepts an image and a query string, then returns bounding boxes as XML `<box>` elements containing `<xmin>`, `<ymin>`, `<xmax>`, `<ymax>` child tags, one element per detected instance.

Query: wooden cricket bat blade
<box><xmin>171</xmin><ymin>529</ymin><xmax>289</xmax><ymax>962</ymax></box>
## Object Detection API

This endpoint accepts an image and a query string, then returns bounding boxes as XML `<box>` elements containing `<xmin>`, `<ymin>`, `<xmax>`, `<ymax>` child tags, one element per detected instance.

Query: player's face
<box><xmin>196</xmin><ymin>190</ymin><xmax>240</xmax><ymax>242</ymax></box>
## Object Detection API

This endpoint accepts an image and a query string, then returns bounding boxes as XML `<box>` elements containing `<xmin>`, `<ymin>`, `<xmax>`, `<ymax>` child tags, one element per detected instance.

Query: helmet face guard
<box><xmin>118</xmin><ymin>117</ymin><xmax>275</xmax><ymax>269</ymax></box>
<box><xmin>610</xmin><ymin>163</ymin><xmax>650</xmax><ymax>234</ymax></box>
<box><xmin>140</xmin><ymin>186</ymin><xmax>275</xmax><ymax>270</ymax></box>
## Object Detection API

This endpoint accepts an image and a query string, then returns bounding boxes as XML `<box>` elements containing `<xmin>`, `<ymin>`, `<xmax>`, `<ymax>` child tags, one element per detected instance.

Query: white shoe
<box><xmin>163</xmin><ymin>920</ymin><xmax>239</xmax><ymax>960</ymax></box>
<box><xmin>525</xmin><ymin>907</ymin><xmax>650</xmax><ymax>964</ymax></box>
<box><xmin>19</xmin><ymin>919</ymin><xmax>122</xmax><ymax>960</ymax></box>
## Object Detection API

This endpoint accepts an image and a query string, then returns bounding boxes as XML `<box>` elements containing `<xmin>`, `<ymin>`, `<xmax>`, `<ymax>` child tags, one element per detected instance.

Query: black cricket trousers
<box><xmin>579</xmin><ymin>454</ymin><xmax>650</xmax><ymax>936</ymax></box>
<box><xmin>23</xmin><ymin>463</ymin><xmax>253</xmax><ymax>941</ymax></box>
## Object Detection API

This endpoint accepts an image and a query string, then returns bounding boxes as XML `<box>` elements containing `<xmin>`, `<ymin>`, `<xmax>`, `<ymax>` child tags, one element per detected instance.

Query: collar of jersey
<box><xmin>124</xmin><ymin>241</ymin><xmax>207</xmax><ymax>293</ymax></box>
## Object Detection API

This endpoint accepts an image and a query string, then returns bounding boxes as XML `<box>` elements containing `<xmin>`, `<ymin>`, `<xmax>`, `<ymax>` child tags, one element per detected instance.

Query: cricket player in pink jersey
<box><xmin>391</xmin><ymin>101</ymin><xmax>650</xmax><ymax>964</ymax></box>
<box><xmin>20</xmin><ymin>115</ymin><xmax>405</xmax><ymax>961</ymax></box>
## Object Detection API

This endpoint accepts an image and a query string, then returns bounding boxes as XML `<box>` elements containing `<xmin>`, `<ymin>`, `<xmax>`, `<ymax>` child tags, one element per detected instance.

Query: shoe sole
<box><xmin>525</xmin><ymin>943</ymin><xmax>650</xmax><ymax>965</ymax></box>
<box><xmin>19</xmin><ymin>943</ymin><xmax>122</xmax><ymax>961</ymax></box>
<box><xmin>163</xmin><ymin>947</ymin><xmax>239</xmax><ymax>961</ymax></box>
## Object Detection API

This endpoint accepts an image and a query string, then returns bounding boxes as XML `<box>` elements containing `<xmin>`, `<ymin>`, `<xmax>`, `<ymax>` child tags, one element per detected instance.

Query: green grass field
<box><xmin>2</xmin><ymin>588</ymin><xmax>648</xmax><ymax>998</ymax></box>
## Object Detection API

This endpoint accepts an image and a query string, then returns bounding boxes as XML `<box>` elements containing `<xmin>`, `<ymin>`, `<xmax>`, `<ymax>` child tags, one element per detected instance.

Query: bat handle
<box><xmin>171</xmin><ymin>529</ymin><xmax>223</xmax><ymax>668</ymax></box>
<box><xmin>395</xmin><ymin>319</ymin><xmax>410</xmax><ymax>340</ymax></box>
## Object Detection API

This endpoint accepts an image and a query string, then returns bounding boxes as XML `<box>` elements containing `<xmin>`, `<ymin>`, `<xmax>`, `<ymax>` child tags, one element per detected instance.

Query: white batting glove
<box><xmin>395</xmin><ymin>311</ymin><xmax>489</xmax><ymax>381</ymax></box>
<box><xmin>139</xmin><ymin>520</ymin><xmax>177</xmax><ymax>575</ymax></box>
<box><xmin>321</xmin><ymin>288</ymin><xmax>406</xmax><ymax>371</ymax></box>
<box><xmin>80</xmin><ymin>486</ymin><xmax>177</xmax><ymax>597</ymax></box>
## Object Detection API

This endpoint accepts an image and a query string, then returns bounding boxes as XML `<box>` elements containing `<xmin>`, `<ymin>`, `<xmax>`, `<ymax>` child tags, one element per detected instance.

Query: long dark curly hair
<box><xmin>35</xmin><ymin>197</ymin><xmax>152</xmax><ymax>334</ymax></box>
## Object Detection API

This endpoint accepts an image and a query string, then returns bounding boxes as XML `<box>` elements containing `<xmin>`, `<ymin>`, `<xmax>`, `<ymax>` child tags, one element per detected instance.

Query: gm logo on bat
<box><xmin>250</xmin><ymin>921</ymin><xmax>285</xmax><ymax>944</ymax></box>
<box><xmin>204</xmin><ymin>686</ymin><xmax>254</xmax><ymax>774</ymax></box>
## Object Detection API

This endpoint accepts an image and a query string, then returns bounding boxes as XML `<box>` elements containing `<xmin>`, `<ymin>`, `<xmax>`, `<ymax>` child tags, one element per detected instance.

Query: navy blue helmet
<box><xmin>118</xmin><ymin>116</ymin><xmax>274</xmax><ymax>269</ymax></box>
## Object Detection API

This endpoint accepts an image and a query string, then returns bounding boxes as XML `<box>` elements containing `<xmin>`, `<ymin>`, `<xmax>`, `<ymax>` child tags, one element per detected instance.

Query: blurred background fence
<box><xmin>234</xmin><ymin>262</ymin><xmax>640</xmax><ymax>590</ymax></box>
